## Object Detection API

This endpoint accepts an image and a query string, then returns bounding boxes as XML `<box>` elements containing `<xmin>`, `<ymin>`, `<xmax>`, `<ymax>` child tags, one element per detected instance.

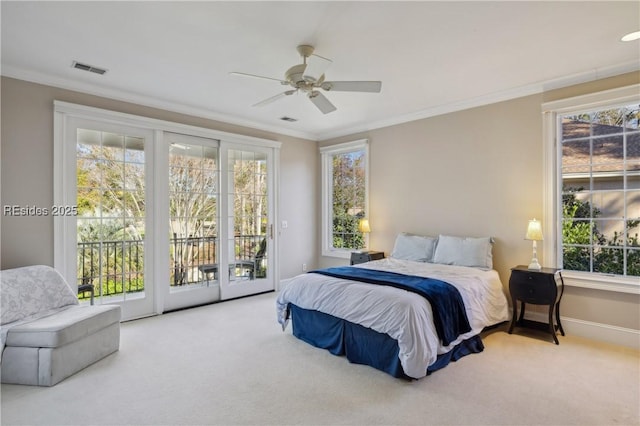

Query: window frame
<box><xmin>320</xmin><ymin>139</ymin><xmax>370</xmax><ymax>259</ymax></box>
<box><xmin>54</xmin><ymin>101</ymin><xmax>282</xmax><ymax>317</ymax></box>
<box><xmin>542</xmin><ymin>84</ymin><xmax>640</xmax><ymax>294</ymax></box>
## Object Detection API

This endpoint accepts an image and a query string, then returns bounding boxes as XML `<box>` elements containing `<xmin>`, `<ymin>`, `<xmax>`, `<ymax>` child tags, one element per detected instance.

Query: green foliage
<box><xmin>332</xmin><ymin>212</ymin><xmax>365</xmax><ymax>250</ymax></box>
<box><xmin>561</xmin><ymin>196</ymin><xmax>593</xmax><ymax>272</ymax></box>
<box><xmin>563</xmin><ymin>187</ymin><xmax>640</xmax><ymax>277</ymax></box>
<box><xmin>101</xmin><ymin>277</ymin><xmax>145</xmax><ymax>296</ymax></box>
<box><xmin>331</xmin><ymin>151</ymin><xmax>366</xmax><ymax>250</ymax></box>
<box><xmin>78</xmin><ymin>277</ymin><xmax>144</xmax><ymax>301</ymax></box>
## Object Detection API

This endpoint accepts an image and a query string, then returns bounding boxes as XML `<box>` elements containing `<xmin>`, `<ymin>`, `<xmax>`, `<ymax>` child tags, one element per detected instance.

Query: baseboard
<box><xmin>522</xmin><ymin>311</ymin><xmax>640</xmax><ymax>350</ymax></box>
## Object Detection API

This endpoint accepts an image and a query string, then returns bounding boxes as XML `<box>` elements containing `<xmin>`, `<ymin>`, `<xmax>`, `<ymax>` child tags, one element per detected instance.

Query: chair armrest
<box><xmin>78</xmin><ymin>284</ymin><xmax>95</xmax><ymax>305</ymax></box>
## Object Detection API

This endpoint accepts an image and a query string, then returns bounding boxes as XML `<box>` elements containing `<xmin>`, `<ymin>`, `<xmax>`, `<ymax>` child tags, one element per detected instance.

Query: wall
<box><xmin>0</xmin><ymin>76</ymin><xmax>318</xmax><ymax>281</ymax></box>
<box><xmin>319</xmin><ymin>95</ymin><xmax>543</xmax><ymax>278</ymax></box>
<box><xmin>319</xmin><ymin>72</ymin><xmax>640</xmax><ymax>342</ymax></box>
<box><xmin>2</xmin><ymin>72</ymin><xmax>638</xmax><ymax>346</ymax></box>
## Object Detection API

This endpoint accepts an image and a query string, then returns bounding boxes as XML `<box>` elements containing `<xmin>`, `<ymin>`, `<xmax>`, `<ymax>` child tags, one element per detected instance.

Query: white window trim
<box><xmin>320</xmin><ymin>139</ymin><xmax>370</xmax><ymax>259</ymax></box>
<box><xmin>54</xmin><ymin>101</ymin><xmax>282</xmax><ymax>149</ymax></box>
<box><xmin>541</xmin><ymin>84</ymin><xmax>640</xmax><ymax>295</ymax></box>
<box><xmin>54</xmin><ymin>101</ymin><xmax>282</xmax><ymax>315</ymax></box>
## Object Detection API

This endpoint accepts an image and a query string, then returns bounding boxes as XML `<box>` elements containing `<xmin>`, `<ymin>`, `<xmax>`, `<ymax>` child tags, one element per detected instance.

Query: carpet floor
<box><xmin>1</xmin><ymin>291</ymin><xmax>638</xmax><ymax>425</ymax></box>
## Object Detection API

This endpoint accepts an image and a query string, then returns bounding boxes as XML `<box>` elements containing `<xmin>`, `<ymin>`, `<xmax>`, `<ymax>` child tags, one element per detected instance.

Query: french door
<box><xmin>55</xmin><ymin>102</ymin><xmax>278</xmax><ymax>320</ymax></box>
<box><xmin>58</xmin><ymin>117</ymin><xmax>156</xmax><ymax>320</ymax></box>
<box><xmin>161</xmin><ymin>136</ymin><xmax>276</xmax><ymax>310</ymax></box>
<box><xmin>159</xmin><ymin>133</ymin><xmax>221</xmax><ymax>311</ymax></box>
<box><xmin>220</xmin><ymin>144</ymin><xmax>275</xmax><ymax>300</ymax></box>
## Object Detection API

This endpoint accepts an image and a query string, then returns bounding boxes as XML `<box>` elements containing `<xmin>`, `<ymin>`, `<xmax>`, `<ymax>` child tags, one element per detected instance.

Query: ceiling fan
<box><xmin>230</xmin><ymin>45</ymin><xmax>382</xmax><ymax>114</ymax></box>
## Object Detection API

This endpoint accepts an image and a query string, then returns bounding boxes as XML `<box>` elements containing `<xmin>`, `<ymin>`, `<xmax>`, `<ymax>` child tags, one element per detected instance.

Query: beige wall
<box><xmin>319</xmin><ymin>94</ymin><xmax>541</xmax><ymax>275</ymax></box>
<box><xmin>320</xmin><ymin>72</ymin><xmax>640</xmax><ymax>333</ymax></box>
<box><xmin>2</xmin><ymin>72</ymin><xmax>639</xmax><ymax>339</ymax></box>
<box><xmin>0</xmin><ymin>76</ymin><xmax>318</xmax><ymax>281</ymax></box>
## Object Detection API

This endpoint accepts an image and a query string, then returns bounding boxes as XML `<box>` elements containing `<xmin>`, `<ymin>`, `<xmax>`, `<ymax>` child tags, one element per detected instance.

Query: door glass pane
<box><xmin>169</xmin><ymin>142</ymin><xmax>219</xmax><ymax>289</ymax></box>
<box><xmin>228</xmin><ymin>149</ymin><xmax>268</xmax><ymax>282</ymax></box>
<box><xmin>76</xmin><ymin>129</ymin><xmax>145</xmax><ymax>303</ymax></box>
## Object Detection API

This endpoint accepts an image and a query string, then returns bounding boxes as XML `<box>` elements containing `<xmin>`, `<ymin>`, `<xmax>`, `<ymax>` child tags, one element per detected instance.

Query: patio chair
<box><xmin>199</xmin><ymin>238</ymin><xmax>267</xmax><ymax>285</ymax></box>
<box><xmin>78</xmin><ymin>283</ymin><xmax>95</xmax><ymax>305</ymax></box>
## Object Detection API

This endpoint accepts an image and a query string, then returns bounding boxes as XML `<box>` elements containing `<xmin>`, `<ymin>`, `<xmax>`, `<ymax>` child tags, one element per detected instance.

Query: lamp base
<box><xmin>528</xmin><ymin>259</ymin><xmax>542</xmax><ymax>270</ymax></box>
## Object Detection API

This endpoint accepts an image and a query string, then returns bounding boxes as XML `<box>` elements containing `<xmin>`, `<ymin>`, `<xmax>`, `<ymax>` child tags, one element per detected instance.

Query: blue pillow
<box><xmin>432</xmin><ymin>235</ymin><xmax>493</xmax><ymax>269</ymax></box>
<box><xmin>391</xmin><ymin>233</ymin><xmax>437</xmax><ymax>262</ymax></box>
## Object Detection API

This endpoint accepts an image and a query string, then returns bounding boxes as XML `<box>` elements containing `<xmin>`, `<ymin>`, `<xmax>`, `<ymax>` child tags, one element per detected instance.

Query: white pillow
<box><xmin>391</xmin><ymin>233</ymin><xmax>437</xmax><ymax>262</ymax></box>
<box><xmin>432</xmin><ymin>235</ymin><xmax>494</xmax><ymax>269</ymax></box>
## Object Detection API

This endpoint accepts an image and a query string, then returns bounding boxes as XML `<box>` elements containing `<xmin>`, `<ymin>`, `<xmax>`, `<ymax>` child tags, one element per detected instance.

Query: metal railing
<box><xmin>77</xmin><ymin>234</ymin><xmax>265</xmax><ymax>300</ymax></box>
<box><xmin>77</xmin><ymin>240</ymin><xmax>145</xmax><ymax>299</ymax></box>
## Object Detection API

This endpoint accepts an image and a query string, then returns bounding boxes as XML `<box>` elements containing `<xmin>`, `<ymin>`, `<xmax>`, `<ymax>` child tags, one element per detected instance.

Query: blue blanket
<box><xmin>310</xmin><ymin>267</ymin><xmax>471</xmax><ymax>346</ymax></box>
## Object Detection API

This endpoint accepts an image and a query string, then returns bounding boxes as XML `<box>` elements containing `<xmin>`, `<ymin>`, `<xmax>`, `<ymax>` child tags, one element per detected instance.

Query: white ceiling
<box><xmin>2</xmin><ymin>1</ymin><xmax>639</xmax><ymax>141</ymax></box>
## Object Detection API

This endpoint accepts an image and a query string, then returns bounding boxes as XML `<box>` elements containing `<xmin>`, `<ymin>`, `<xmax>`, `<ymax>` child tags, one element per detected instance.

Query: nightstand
<box><xmin>350</xmin><ymin>250</ymin><xmax>384</xmax><ymax>265</ymax></box>
<box><xmin>508</xmin><ymin>265</ymin><xmax>565</xmax><ymax>344</ymax></box>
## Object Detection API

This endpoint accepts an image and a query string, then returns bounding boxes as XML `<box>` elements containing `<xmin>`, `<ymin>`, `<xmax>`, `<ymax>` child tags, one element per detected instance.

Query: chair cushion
<box><xmin>5</xmin><ymin>305</ymin><xmax>121</xmax><ymax>348</ymax></box>
<box><xmin>1</xmin><ymin>265</ymin><xmax>78</xmax><ymax>325</ymax></box>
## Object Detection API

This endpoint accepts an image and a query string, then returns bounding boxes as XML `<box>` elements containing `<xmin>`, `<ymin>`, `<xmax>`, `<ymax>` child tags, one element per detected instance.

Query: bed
<box><xmin>276</xmin><ymin>233</ymin><xmax>510</xmax><ymax>379</ymax></box>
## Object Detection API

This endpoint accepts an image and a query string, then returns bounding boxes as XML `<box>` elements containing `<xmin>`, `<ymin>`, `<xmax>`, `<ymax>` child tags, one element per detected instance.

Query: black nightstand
<box><xmin>508</xmin><ymin>265</ymin><xmax>565</xmax><ymax>344</ymax></box>
<box><xmin>350</xmin><ymin>250</ymin><xmax>384</xmax><ymax>265</ymax></box>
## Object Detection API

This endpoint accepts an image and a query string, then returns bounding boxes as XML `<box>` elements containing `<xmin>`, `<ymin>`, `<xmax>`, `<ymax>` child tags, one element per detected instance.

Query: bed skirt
<box><xmin>289</xmin><ymin>303</ymin><xmax>484</xmax><ymax>379</ymax></box>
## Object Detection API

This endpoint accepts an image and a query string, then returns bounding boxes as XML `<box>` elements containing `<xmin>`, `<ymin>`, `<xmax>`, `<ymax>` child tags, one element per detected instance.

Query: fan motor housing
<box><xmin>285</xmin><ymin>64</ymin><xmax>324</xmax><ymax>90</ymax></box>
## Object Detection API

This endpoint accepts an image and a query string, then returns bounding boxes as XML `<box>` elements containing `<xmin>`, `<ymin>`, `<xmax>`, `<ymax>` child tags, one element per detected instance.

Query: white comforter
<box><xmin>276</xmin><ymin>258</ymin><xmax>509</xmax><ymax>379</ymax></box>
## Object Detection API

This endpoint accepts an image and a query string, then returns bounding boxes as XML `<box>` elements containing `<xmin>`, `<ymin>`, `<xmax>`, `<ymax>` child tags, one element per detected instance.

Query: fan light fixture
<box><xmin>230</xmin><ymin>45</ymin><xmax>382</xmax><ymax>114</ymax></box>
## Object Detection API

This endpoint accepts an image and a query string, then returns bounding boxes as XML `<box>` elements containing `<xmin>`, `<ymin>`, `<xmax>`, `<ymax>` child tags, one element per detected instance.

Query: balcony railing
<box><xmin>77</xmin><ymin>235</ymin><xmax>265</xmax><ymax>300</ymax></box>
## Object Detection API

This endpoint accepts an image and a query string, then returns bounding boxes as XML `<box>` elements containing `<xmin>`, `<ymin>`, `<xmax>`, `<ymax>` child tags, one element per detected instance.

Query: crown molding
<box><xmin>4</xmin><ymin>60</ymin><xmax>638</xmax><ymax>142</ymax></box>
<box><xmin>318</xmin><ymin>60</ymin><xmax>640</xmax><ymax>140</ymax></box>
<box><xmin>1</xmin><ymin>65</ymin><xmax>319</xmax><ymax>141</ymax></box>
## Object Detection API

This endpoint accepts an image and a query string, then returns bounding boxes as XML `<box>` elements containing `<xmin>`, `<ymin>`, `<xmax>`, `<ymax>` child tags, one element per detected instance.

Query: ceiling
<box><xmin>2</xmin><ymin>1</ymin><xmax>639</xmax><ymax>141</ymax></box>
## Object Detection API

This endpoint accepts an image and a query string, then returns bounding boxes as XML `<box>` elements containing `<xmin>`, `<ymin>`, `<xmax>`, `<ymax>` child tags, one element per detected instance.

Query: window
<box><xmin>320</xmin><ymin>140</ymin><xmax>369</xmax><ymax>258</ymax></box>
<box><xmin>543</xmin><ymin>85</ymin><xmax>640</xmax><ymax>291</ymax></box>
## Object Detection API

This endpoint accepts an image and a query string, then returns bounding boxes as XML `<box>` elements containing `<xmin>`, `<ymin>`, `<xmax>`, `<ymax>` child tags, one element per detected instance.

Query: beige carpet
<box><xmin>1</xmin><ymin>291</ymin><xmax>638</xmax><ymax>426</ymax></box>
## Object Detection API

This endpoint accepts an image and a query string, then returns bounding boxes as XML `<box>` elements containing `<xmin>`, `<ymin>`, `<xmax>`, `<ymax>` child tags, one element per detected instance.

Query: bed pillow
<box><xmin>432</xmin><ymin>235</ymin><xmax>494</xmax><ymax>269</ymax></box>
<box><xmin>390</xmin><ymin>233</ymin><xmax>437</xmax><ymax>262</ymax></box>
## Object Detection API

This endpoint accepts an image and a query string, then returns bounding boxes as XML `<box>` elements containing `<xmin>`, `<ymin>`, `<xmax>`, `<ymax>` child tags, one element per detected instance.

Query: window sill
<box><xmin>321</xmin><ymin>249</ymin><xmax>358</xmax><ymax>259</ymax></box>
<box><xmin>561</xmin><ymin>271</ymin><xmax>640</xmax><ymax>295</ymax></box>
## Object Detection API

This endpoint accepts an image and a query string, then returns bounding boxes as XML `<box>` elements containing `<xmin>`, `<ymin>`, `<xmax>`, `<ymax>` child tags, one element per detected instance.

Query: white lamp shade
<box><xmin>525</xmin><ymin>218</ymin><xmax>543</xmax><ymax>241</ymax></box>
<box><xmin>358</xmin><ymin>218</ymin><xmax>371</xmax><ymax>233</ymax></box>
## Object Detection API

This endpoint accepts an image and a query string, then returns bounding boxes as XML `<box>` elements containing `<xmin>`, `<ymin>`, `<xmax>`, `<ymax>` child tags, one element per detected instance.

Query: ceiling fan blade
<box><xmin>321</xmin><ymin>81</ymin><xmax>382</xmax><ymax>93</ymax></box>
<box><xmin>303</xmin><ymin>54</ymin><xmax>332</xmax><ymax>83</ymax></box>
<box><xmin>252</xmin><ymin>90</ymin><xmax>296</xmax><ymax>107</ymax></box>
<box><xmin>308</xmin><ymin>91</ymin><xmax>337</xmax><ymax>114</ymax></box>
<box><xmin>230</xmin><ymin>71</ymin><xmax>287</xmax><ymax>85</ymax></box>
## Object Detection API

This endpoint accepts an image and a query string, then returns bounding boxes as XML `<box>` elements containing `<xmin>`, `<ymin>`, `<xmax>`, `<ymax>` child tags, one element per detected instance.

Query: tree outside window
<box><xmin>321</xmin><ymin>140</ymin><xmax>369</xmax><ymax>256</ymax></box>
<box><xmin>331</xmin><ymin>150</ymin><xmax>366</xmax><ymax>250</ymax></box>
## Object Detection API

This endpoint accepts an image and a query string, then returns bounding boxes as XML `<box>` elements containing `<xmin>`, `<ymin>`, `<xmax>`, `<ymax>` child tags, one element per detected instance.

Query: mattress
<box><xmin>276</xmin><ymin>257</ymin><xmax>510</xmax><ymax>378</ymax></box>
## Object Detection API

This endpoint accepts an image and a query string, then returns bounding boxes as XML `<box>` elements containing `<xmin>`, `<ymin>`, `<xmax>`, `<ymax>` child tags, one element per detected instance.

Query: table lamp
<box><xmin>358</xmin><ymin>218</ymin><xmax>371</xmax><ymax>234</ymax></box>
<box><xmin>357</xmin><ymin>218</ymin><xmax>371</xmax><ymax>253</ymax></box>
<box><xmin>525</xmin><ymin>218</ymin><xmax>543</xmax><ymax>270</ymax></box>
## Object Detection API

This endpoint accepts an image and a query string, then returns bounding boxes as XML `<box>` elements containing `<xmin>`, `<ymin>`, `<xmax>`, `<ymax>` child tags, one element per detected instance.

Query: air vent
<box><xmin>72</xmin><ymin>61</ymin><xmax>107</xmax><ymax>75</ymax></box>
<box><xmin>280</xmin><ymin>116</ymin><xmax>298</xmax><ymax>122</ymax></box>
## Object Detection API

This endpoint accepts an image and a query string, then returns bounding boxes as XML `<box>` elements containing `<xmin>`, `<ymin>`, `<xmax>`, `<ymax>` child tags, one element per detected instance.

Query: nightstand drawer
<box><xmin>350</xmin><ymin>251</ymin><xmax>384</xmax><ymax>265</ymax></box>
<box><xmin>512</xmin><ymin>280</ymin><xmax>554</xmax><ymax>304</ymax></box>
<box><xmin>509</xmin><ymin>270</ymin><xmax>555</xmax><ymax>304</ymax></box>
